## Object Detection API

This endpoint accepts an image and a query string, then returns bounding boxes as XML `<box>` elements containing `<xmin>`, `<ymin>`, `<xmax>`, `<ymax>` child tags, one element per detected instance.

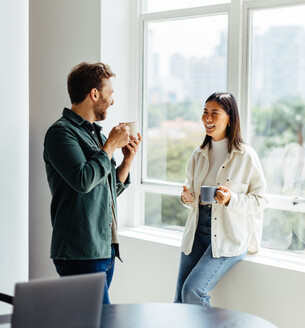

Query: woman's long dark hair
<box><xmin>200</xmin><ymin>92</ymin><xmax>244</xmax><ymax>153</ymax></box>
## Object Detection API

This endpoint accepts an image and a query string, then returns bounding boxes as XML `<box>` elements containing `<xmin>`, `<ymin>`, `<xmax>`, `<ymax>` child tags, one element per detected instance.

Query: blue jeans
<box><xmin>174</xmin><ymin>205</ymin><xmax>246</xmax><ymax>306</ymax></box>
<box><xmin>53</xmin><ymin>245</ymin><xmax>115</xmax><ymax>304</ymax></box>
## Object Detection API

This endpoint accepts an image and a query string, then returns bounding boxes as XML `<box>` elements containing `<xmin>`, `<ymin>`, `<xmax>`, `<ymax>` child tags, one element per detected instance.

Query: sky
<box><xmin>145</xmin><ymin>2</ymin><xmax>305</xmax><ymax>75</ymax></box>
<box><xmin>148</xmin><ymin>14</ymin><xmax>228</xmax><ymax>59</ymax></box>
<box><xmin>253</xmin><ymin>5</ymin><xmax>305</xmax><ymax>33</ymax></box>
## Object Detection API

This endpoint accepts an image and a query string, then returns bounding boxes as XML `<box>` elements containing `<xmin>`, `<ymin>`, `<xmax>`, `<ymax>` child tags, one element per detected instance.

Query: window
<box><xmin>248</xmin><ymin>3</ymin><xmax>305</xmax><ymax>253</ymax></box>
<box><xmin>141</xmin><ymin>4</ymin><xmax>228</xmax><ymax>229</ymax></box>
<box><xmin>143</xmin><ymin>0</ymin><xmax>230</xmax><ymax>13</ymax></box>
<box><xmin>140</xmin><ymin>0</ymin><xmax>305</xmax><ymax>255</ymax></box>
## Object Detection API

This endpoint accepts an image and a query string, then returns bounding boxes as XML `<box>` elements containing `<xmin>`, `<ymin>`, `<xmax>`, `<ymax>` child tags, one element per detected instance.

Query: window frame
<box><xmin>243</xmin><ymin>0</ymin><xmax>305</xmax><ymax>213</ymax></box>
<box><xmin>138</xmin><ymin>0</ymin><xmax>305</xmax><ymax>233</ymax></box>
<box><xmin>139</xmin><ymin>2</ymin><xmax>234</xmax><ymax>226</ymax></box>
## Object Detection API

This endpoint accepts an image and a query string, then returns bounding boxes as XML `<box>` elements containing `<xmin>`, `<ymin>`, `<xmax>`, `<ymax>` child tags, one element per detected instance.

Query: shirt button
<box><xmin>222</xmin><ymin>166</ymin><xmax>225</xmax><ymax>168</ymax></box>
<box><xmin>214</xmin><ymin>235</ymin><xmax>217</xmax><ymax>237</ymax></box>
<box><xmin>214</xmin><ymin>218</ymin><xmax>217</xmax><ymax>220</ymax></box>
<box><xmin>92</xmin><ymin>131</ymin><xmax>95</xmax><ymax>134</ymax></box>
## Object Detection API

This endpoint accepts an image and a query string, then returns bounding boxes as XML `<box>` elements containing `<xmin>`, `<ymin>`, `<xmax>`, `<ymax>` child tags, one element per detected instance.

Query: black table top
<box><xmin>0</xmin><ymin>303</ymin><xmax>278</xmax><ymax>328</ymax></box>
<box><xmin>100</xmin><ymin>303</ymin><xmax>278</xmax><ymax>328</ymax></box>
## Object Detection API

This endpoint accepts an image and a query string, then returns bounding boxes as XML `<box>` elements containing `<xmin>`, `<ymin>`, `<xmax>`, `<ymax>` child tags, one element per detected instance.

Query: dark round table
<box><xmin>101</xmin><ymin>303</ymin><xmax>278</xmax><ymax>328</ymax></box>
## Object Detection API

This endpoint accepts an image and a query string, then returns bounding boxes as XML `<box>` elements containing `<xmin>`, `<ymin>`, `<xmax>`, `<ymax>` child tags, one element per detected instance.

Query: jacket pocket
<box><xmin>227</xmin><ymin>180</ymin><xmax>249</xmax><ymax>193</ymax></box>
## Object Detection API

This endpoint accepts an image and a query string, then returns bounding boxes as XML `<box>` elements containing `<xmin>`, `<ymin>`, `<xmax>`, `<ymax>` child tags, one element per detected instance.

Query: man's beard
<box><xmin>93</xmin><ymin>97</ymin><xmax>108</xmax><ymax>121</ymax></box>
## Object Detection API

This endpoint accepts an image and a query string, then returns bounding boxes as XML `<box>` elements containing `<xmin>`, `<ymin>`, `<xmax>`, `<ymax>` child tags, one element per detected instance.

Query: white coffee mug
<box><xmin>125</xmin><ymin>122</ymin><xmax>139</xmax><ymax>138</ymax></box>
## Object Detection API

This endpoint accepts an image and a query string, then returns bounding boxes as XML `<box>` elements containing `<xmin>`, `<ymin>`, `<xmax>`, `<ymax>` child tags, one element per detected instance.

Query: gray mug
<box><xmin>200</xmin><ymin>186</ymin><xmax>218</xmax><ymax>203</ymax></box>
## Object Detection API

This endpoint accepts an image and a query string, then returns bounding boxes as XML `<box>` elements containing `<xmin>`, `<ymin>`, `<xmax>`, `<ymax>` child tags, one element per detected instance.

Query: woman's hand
<box><xmin>215</xmin><ymin>186</ymin><xmax>231</xmax><ymax>205</ymax></box>
<box><xmin>181</xmin><ymin>185</ymin><xmax>194</xmax><ymax>204</ymax></box>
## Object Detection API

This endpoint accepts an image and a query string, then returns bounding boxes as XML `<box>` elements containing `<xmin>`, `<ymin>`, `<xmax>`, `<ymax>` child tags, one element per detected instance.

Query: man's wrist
<box><xmin>102</xmin><ymin>139</ymin><xmax>116</xmax><ymax>159</ymax></box>
<box><xmin>122</xmin><ymin>157</ymin><xmax>133</xmax><ymax>166</ymax></box>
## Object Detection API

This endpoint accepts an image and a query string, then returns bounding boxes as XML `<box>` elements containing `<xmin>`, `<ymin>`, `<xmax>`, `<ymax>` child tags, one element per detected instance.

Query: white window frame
<box><xmin>137</xmin><ymin>0</ymin><xmax>305</xmax><ymax>254</ymax></box>
<box><xmin>242</xmin><ymin>0</ymin><xmax>305</xmax><ymax>213</ymax></box>
<box><xmin>139</xmin><ymin>2</ymin><xmax>234</xmax><ymax>226</ymax></box>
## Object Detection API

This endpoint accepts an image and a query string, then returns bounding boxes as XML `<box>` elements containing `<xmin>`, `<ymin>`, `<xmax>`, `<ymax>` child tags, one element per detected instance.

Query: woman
<box><xmin>174</xmin><ymin>92</ymin><xmax>268</xmax><ymax>306</ymax></box>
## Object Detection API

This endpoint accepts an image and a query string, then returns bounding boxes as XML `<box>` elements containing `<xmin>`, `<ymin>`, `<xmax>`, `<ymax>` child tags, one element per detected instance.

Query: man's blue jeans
<box><xmin>174</xmin><ymin>205</ymin><xmax>247</xmax><ymax>306</ymax></box>
<box><xmin>53</xmin><ymin>245</ymin><xmax>115</xmax><ymax>304</ymax></box>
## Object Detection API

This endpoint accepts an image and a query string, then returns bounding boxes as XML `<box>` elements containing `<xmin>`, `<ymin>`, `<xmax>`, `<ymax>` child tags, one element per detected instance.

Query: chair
<box><xmin>0</xmin><ymin>293</ymin><xmax>13</xmax><ymax>325</ymax></box>
<box><xmin>0</xmin><ymin>293</ymin><xmax>13</xmax><ymax>305</ymax></box>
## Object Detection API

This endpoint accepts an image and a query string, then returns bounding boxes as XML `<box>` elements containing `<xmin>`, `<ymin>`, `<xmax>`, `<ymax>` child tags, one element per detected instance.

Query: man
<box><xmin>43</xmin><ymin>62</ymin><xmax>141</xmax><ymax>304</ymax></box>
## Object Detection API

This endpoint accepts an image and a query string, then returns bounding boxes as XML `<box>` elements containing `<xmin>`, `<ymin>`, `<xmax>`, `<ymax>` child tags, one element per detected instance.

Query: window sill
<box><xmin>244</xmin><ymin>248</ymin><xmax>305</xmax><ymax>273</ymax></box>
<box><xmin>118</xmin><ymin>226</ymin><xmax>305</xmax><ymax>273</ymax></box>
<box><xmin>118</xmin><ymin>226</ymin><xmax>182</xmax><ymax>247</ymax></box>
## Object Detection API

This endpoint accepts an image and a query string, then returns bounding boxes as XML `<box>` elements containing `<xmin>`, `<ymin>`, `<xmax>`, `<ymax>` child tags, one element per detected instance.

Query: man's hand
<box><xmin>117</xmin><ymin>132</ymin><xmax>142</xmax><ymax>183</ymax></box>
<box><xmin>122</xmin><ymin>133</ymin><xmax>142</xmax><ymax>165</ymax></box>
<box><xmin>108</xmin><ymin>123</ymin><xmax>130</xmax><ymax>148</ymax></box>
<box><xmin>102</xmin><ymin>123</ymin><xmax>130</xmax><ymax>159</ymax></box>
<box><xmin>181</xmin><ymin>185</ymin><xmax>194</xmax><ymax>204</ymax></box>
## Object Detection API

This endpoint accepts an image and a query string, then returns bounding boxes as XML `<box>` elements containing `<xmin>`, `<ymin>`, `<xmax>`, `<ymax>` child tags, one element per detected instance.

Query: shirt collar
<box><xmin>198</xmin><ymin>142</ymin><xmax>245</xmax><ymax>156</ymax></box>
<box><xmin>62</xmin><ymin>107</ymin><xmax>103</xmax><ymax>131</ymax></box>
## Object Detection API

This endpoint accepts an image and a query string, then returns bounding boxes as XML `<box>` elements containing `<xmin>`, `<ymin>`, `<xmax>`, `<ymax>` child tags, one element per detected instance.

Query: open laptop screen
<box><xmin>11</xmin><ymin>272</ymin><xmax>105</xmax><ymax>328</ymax></box>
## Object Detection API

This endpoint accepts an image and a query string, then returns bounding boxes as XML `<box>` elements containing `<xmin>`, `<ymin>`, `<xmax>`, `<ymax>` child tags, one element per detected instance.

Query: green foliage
<box><xmin>253</xmin><ymin>96</ymin><xmax>305</xmax><ymax>251</ymax></box>
<box><xmin>147</xmin><ymin>137</ymin><xmax>198</xmax><ymax>183</ymax></box>
<box><xmin>252</xmin><ymin>97</ymin><xmax>305</xmax><ymax>155</ymax></box>
<box><xmin>146</xmin><ymin>101</ymin><xmax>203</xmax><ymax>228</ymax></box>
<box><xmin>145</xmin><ymin>193</ymin><xmax>188</xmax><ymax>228</ymax></box>
<box><xmin>161</xmin><ymin>195</ymin><xmax>188</xmax><ymax>227</ymax></box>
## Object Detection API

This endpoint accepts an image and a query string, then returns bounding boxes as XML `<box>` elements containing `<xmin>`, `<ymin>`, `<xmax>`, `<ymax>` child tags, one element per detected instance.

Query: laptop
<box><xmin>11</xmin><ymin>272</ymin><xmax>105</xmax><ymax>328</ymax></box>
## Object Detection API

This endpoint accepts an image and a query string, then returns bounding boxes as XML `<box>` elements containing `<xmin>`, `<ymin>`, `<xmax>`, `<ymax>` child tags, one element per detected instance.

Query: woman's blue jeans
<box><xmin>53</xmin><ymin>245</ymin><xmax>116</xmax><ymax>304</ymax></box>
<box><xmin>174</xmin><ymin>205</ymin><xmax>246</xmax><ymax>306</ymax></box>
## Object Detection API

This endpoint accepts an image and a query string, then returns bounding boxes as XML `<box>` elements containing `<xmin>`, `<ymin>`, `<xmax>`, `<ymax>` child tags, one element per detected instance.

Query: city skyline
<box><xmin>147</xmin><ymin>24</ymin><xmax>305</xmax><ymax>107</ymax></box>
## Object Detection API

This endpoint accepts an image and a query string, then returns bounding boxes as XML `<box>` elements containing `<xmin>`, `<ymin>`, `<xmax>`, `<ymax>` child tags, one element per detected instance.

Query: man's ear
<box><xmin>90</xmin><ymin>88</ymin><xmax>99</xmax><ymax>101</ymax></box>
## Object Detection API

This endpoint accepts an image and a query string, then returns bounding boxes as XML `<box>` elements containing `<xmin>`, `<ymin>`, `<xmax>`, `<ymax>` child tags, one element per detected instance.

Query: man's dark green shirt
<box><xmin>43</xmin><ymin>108</ymin><xmax>130</xmax><ymax>260</ymax></box>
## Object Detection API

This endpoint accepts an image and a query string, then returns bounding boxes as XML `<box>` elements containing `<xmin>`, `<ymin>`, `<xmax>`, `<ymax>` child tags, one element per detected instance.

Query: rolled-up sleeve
<box><xmin>116</xmin><ymin>171</ymin><xmax>131</xmax><ymax>196</ymax></box>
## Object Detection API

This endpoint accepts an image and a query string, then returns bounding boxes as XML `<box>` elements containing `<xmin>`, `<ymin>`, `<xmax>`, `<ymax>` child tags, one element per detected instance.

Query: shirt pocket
<box><xmin>227</xmin><ymin>179</ymin><xmax>249</xmax><ymax>193</ymax></box>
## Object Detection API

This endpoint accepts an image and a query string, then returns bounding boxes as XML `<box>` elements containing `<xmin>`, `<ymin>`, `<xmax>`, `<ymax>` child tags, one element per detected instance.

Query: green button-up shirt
<box><xmin>43</xmin><ymin>108</ymin><xmax>130</xmax><ymax>260</ymax></box>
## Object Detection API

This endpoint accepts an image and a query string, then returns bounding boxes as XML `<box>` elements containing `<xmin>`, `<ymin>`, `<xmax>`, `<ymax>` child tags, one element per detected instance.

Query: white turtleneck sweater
<box><xmin>202</xmin><ymin>138</ymin><xmax>229</xmax><ymax>186</ymax></box>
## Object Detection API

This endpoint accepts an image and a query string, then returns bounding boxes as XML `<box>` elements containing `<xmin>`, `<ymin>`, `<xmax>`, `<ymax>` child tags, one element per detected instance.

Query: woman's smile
<box><xmin>205</xmin><ymin>124</ymin><xmax>216</xmax><ymax>132</ymax></box>
<box><xmin>202</xmin><ymin>100</ymin><xmax>230</xmax><ymax>141</ymax></box>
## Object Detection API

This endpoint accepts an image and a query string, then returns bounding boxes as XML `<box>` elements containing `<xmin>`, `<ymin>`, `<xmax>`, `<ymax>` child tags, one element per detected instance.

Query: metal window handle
<box><xmin>292</xmin><ymin>197</ymin><xmax>305</xmax><ymax>205</ymax></box>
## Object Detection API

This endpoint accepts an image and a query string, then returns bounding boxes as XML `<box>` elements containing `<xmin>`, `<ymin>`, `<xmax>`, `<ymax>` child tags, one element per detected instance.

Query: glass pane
<box><xmin>145</xmin><ymin>15</ymin><xmax>228</xmax><ymax>183</ymax></box>
<box><xmin>144</xmin><ymin>193</ymin><xmax>188</xmax><ymax>229</ymax></box>
<box><xmin>143</xmin><ymin>0</ymin><xmax>230</xmax><ymax>13</ymax></box>
<box><xmin>250</xmin><ymin>6</ymin><xmax>305</xmax><ymax>197</ymax></box>
<box><xmin>262</xmin><ymin>208</ymin><xmax>305</xmax><ymax>254</ymax></box>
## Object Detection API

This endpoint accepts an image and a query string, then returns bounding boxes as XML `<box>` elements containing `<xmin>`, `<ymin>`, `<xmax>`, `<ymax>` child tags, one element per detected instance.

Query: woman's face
<box><xmin>202</xmin><ymin>100</ymin><xmax>230</xmax><ymax>141</ymax></box>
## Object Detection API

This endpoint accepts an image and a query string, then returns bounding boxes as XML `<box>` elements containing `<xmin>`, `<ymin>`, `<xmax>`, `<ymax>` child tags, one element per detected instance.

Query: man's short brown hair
<box><xmin>67</xmin><ymin>62</ymin><xmax>115</xmax><ymax>104</ymax></box>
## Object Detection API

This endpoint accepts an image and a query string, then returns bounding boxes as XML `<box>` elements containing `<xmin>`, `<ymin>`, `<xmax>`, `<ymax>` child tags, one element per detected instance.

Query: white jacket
<box><xmin>181</xmin><ymin>144</ymin><xmax>268</xmax><ymax>258</ymax></box>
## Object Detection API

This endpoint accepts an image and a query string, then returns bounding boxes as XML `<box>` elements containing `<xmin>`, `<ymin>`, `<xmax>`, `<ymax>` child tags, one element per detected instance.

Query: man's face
<box><xmin>93</xmin><ymin>78</ymin><xmax>114</xmax><ymax>121</ymax></box>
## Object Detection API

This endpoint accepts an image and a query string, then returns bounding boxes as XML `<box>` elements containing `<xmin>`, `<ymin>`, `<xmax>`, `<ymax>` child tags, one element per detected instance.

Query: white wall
<box><xmin>29</xmin><ymin>0</ymin><xmax>102</xmax><ymax>279</ymax></box>
<box><xmin>0</xmin><ymin>0</ymin><xmax>29</xmax><ymax>315</ymax></box>
<box><xmin>100</xmin><ymin>0</ymin><xmax>140</xmax><ymax>228</ymax></box>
